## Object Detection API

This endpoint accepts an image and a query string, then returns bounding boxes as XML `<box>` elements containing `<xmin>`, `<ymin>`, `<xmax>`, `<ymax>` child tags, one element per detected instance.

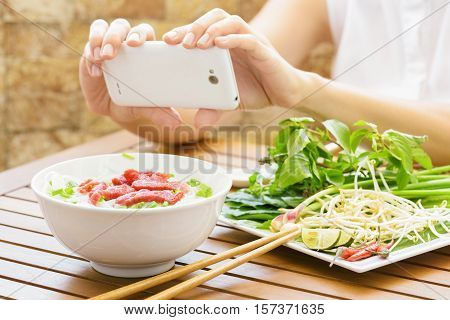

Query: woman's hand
<box><xmin>79</xmin><ymin>19</ymin><xmax>183</xmax><ymax>129</ymax></box>
<box><xmin>163</xmin><ymin>8</ymin><xmax>309</xmax><ymax>126</ymax></box>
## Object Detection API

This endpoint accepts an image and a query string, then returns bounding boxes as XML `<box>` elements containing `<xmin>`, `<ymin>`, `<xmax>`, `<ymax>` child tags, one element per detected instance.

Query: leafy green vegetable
<box><xmin>391</xmin><ymin>221</ymin><xmax>450</xmax><ymax>252</ymax></box>
<box><xmin>224</xmin><ymin>117</ymin><xmax>436</xmax><ymax>228</ymax></box>
<box><xmin>323</xmin><ymin>119</ymin><xmax>351</xmax><ymax>152</ymax></box>
<box><xmin>256</xmin><ymin>220</ymin><xmax>273</xmax><ymax>230</ymax></box>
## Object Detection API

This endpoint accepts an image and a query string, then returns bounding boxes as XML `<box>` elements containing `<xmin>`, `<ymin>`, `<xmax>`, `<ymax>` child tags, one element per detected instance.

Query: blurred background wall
<box><xmin>0</xmin><ymin>0</ymin><xmax>332</xmax><ymax>171</ymax></box>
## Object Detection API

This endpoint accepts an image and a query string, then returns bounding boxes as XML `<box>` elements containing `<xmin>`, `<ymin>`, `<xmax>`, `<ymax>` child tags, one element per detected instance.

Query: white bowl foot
<box><xmin>90</xmin><ymin>260</ymin><xmax>175</xmax><ymax>278</ymax></box>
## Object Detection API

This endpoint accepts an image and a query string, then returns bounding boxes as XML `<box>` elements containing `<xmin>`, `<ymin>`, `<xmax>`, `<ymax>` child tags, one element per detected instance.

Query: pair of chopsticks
<box><xmin>90</xmin><ymin>225</ymin><xmax>301</xmax><ymax>300</ymax></box>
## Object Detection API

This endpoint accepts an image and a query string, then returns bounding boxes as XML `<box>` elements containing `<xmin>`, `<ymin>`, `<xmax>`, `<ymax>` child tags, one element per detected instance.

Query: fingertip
<box><xmin>100</xmin><ymin>43</ymin><xmax>115</xmax><ymax>59</ymax></box>
<box><xmin>194</xmin><ymin>109</ymin><xmax>222</xmax><ymax>128</ymax></box>
<box><xmin>182</xmin><ymin>32</ymin><xmax>196</xmax><ymax>48</ymax></box>
<box><xmin>126</xmin><ymin>32</ymin><xmax>141</xmax><ymax>46</ymax></box>
<box><xmin>196</xmin><ymin>33</ymin><xmax>210</xmax><ymax>49</ymax></box>
<box><xmin>163</xmin><ymin>31</ymin><xmax>181</xmax><ymax>44</ymax></box>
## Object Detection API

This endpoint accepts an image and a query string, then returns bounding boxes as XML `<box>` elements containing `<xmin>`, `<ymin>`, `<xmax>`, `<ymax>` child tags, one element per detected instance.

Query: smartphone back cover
<box><xmin>102</xmin><ymin>42</ymin><xmax>239</xmax><ymax>109</ymax></box>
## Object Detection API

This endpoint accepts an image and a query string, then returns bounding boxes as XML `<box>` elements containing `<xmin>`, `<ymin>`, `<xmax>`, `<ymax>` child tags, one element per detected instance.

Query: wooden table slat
<box><xmin>0</xmin><ymin>277</ymin><xmax>81</xmax><ymax>300</ymax></box>
<box><xmin>0</xmin><ymin>219</ymin><xmax>316</xmax><ymax>299</ymax></box>
<box><xmin>0</xmin><ymin>242</ymin><xmax>249</xmax><ymax>300</ymax></box>
<box><xmin>5</xmin><ymin>188</ymin><xmax>38</xmax><ymax>202</ymax></box>
<box><xmin>0</xmin><ymin>207</ymin><xmax>448</xmax><ymax>299</ymax></box>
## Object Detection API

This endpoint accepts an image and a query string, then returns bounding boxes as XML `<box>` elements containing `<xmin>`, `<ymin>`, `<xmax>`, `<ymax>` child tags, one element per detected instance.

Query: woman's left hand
<box><xmin>162</xmin><ymin>8</ymin><xmax>310</xmax><ymax>127</ymax></box>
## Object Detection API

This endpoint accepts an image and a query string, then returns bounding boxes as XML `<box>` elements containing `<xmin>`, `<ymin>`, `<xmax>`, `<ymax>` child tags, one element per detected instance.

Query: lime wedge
<box><xmin>302</xmin><ymin>228</ymin><xmax>341</xmax><ymax>250</ymax></box>
<box><xmin>334</xmin><ymin>231</ymin><xmax>353</xmax><ymax>247</ymax></box>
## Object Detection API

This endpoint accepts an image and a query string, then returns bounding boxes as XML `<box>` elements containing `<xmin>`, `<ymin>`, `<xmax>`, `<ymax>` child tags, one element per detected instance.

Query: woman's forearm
<box><xmin>297</xmin><ymin>73</ymin><xmax>450</xmax><ymax>164</ymax></box>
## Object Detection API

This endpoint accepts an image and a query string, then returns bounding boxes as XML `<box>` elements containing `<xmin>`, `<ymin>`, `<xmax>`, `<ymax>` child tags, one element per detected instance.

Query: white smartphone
<box><xmin>102</xmin><ymin>41</ymin><xmax>240</xmax><ymax>110</ymax></box>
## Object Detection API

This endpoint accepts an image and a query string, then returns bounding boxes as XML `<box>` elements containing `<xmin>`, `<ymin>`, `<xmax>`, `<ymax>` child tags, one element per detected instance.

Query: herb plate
<box><xmin>219</xmin><ymin>215</ymin><xmax>450</xmax><ymax>273</ymax></box>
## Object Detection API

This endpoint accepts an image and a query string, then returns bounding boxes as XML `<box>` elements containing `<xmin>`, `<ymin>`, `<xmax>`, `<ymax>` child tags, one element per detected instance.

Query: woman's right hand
<box><xmin>79</xmin><ymin>19</ymin><xmax>183</xmax><ymax>129</ymax></box>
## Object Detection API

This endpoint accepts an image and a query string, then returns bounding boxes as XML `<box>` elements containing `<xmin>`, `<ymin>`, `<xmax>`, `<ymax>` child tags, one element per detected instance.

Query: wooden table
<box><xmin>0</xmin><ymin>130</ymin><xmax>448</xmax><ymax>300</ymax></box>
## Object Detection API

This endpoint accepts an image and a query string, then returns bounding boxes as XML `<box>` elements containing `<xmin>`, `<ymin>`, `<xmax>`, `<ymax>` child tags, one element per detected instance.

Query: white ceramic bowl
<box><xmin>31</xmin><ymin>153</ymin><xmax>232</xmax><ymax>278</ymax></box>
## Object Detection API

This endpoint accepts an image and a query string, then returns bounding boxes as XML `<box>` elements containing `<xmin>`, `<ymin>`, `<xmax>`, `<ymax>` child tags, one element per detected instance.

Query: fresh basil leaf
<box><xmin>353</xmin><ymin>120</ymin><xmax>378</xmax><ymax>131</ymax></box>
<box><xmin>412</xmin><ymin>147</ymin><xmax>432</xmax><ymax>169</ymax></box>
<box><xmin>324</xmin><ymin>168</ymin><xmax>345</xmax><ymax>186</ymax></box>
<box><xmin>384</xmin><ymin>131</ymin><xmax>414</xmax><ymax>173</ymax></box>
<box><xmin>323</xmin><ymin>119</ymin><xmax>351</xmax><ymax>152</ymax></box>
<box><xmin>349</xmin><ymin>128</ymin><xmax>369</xmax><ymax>153</ymax></box>
<box><xmin>276</xmin><ymin>154</ymin><xmax>312</xmax><ymax>189</ymax></box>
<box><xmin>279</xmin><ymin>117</ymin><xmax>315</xmax><ymax>128</ymax></box>
<box><xmin>287</xmin><ymin>128</ymin><xmax>309</xmax><ymax>156</ymax></box>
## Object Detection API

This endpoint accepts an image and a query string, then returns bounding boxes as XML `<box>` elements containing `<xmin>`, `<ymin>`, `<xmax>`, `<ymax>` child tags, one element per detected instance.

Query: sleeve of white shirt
<box><xmin>326</xmin><ymin>0</ymin><xmax>349</xmax><ymax>45</ymax></box>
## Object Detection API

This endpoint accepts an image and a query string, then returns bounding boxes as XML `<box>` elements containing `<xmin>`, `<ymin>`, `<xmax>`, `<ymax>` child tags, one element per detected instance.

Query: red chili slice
<box><xmin>345</xmin><ymin>242</ymin><xmax>379</xmax><ymax>262</ymax></box>
<box><xmin>115</xmin><ymin>189</ymin><xmax>184</xmax><ymax>207</ymax></box>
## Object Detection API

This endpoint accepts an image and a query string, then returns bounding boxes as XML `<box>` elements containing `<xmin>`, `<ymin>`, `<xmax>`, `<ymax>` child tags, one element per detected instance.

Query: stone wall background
<box><xmin>0</xmin><ymin>0</ymin><xmax>332</xmax><ymax>171</ymax></box>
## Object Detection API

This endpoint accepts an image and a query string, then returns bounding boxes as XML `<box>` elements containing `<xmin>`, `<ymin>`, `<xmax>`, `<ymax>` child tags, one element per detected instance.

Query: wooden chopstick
<box><xmin>90</xmin><ymin>226</ymin><xmax>300</xmax><ymax>300</ymax></box>
<box><xmin>146</xmin><ymin>226</ymin><xmax>301</xmax><ymax>300</ymax></box>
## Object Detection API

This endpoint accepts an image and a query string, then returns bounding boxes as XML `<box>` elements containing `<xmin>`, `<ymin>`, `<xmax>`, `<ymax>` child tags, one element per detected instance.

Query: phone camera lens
<box><xmin>209</xmin><ymin>75</ymin><xmax>219</xmax><ymax>85</ymax></box>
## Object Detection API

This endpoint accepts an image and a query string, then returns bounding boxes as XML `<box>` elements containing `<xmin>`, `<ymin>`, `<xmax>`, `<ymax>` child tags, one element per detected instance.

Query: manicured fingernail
<box><xmin>101</xmin><ymin>43</ymin><xmax>114</xmax><ymax>57</ymax></box>
<box><xmin>91</xmin><ymin>64</ymin><xmax>102</xmax><ymax>77</ymax></box>
<box><xmin>164</xmin><ymin>31</ymin><xmax>178</xmax><ymax>40</ymax></box>
<box><xmin>183</xmin><ymin>32</ymin><xmax>195</xmax><ymax>46</ymax></box>
<box><xmin>128</xmin><ymin>33</ymin><xmax>140</xmax><ymax>42</ymax></box>
<box><xmin>93</xmin><ymin>47</ymin><xmax>101</xmax><ymax>60</ymax></box>
<box><xmin>197</xmin><ymin>33</ymin><xmax>209</xmax><ymax>46</ymax></box>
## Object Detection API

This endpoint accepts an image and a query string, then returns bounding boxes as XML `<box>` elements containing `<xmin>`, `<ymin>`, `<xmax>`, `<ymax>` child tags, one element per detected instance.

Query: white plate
<box><xmin>219</xmin><ymin>215</ymin><xmax>450</xmax><ymax>273</ymax></box>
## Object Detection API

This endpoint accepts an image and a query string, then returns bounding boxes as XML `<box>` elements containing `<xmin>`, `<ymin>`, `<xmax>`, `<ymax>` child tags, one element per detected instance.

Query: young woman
<box><xmin>80</xmin><ymin>0</ymin><xmax>450</xmax><ymax>163</ymax></box>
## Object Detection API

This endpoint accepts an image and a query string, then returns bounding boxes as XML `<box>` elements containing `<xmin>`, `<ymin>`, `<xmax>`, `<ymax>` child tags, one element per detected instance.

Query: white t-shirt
<box><xmin>327</xmin><ymin>0</ymin><xmax>450</xmax><ymax>102</ymax></box>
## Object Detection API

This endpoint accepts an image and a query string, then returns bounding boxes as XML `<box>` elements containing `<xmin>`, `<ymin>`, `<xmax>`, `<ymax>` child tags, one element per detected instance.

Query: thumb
<box><xmin>194</xmin><ymin>109</ymin><xmax>224</xmax><ymax>128</ymax></box>
<box><xmin>79</xmin><ymin>43</ymin><xmax>110</xmax><ymax>115</ymax></box>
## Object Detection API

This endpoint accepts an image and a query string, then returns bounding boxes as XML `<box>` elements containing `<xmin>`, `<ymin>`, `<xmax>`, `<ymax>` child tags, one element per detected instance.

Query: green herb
<box><xmin>224</xmin><ymin>117</ymin><xmax>442</xmax><ymax>228</ymax></box>
<box><xmin>187</xmin><ymin>178</ymin><xmax>201</xmax><ymax>187</ymax></box>
<box><xmin>196</xmin><ymin>183</ymin><xmax>213</xmax><ymax>198</ymax></box>
<box><xmin>121</xmin><ymin>153</ymin><xmax>135</xmax><ymax>160</ymax></box>
<box><xmin>187</xmin><ymin>178</ymin><xmax>213</xmax><ymax>198</ymax></box>
<box><xmin>130</xmin><ymin>201</ymin><xmax>159</xmax><ymax>209</ymax></box>
<box><xmin>256</xmin><ymin>220</ymin><xmax>273</xmax><ymax>230</ymax></box>
<box><xmin>50</xmin><ymin>182</ymin><xmax>76</xmax><ymax>199</ymax></box>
